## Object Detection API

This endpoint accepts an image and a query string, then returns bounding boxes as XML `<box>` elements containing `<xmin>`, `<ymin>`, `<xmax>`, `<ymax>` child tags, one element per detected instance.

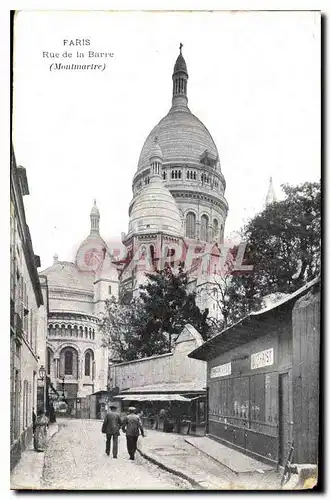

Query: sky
<box><xmin>12</xmin><ymin>10</ymin><xmax>321</xmax><ymax>270</ymax></box>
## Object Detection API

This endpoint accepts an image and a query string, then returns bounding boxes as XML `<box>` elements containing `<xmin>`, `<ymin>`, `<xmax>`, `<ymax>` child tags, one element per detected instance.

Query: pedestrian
<box><xmin>158</xmin><ymin>407</ymin><xmax>166</xmax><ymax>431</ymax></box>
<box><xmin>34</xmin><ymin>410</ymin><xmax>49</xmax><ymax>452</ymax></box>
<box><xmin>121</xmin><ymin>407</ymin><xmax>144</xmax><ymax>460</ymax></box>
<box><xmin>49</xmin><ymin>402</ymin><xmax>56</xmax><ymax>423</ymax></box>
<box><xmin>101</xmin><ymin>404</ymin><xmax>122</xmax><ymax>458</ymax></box>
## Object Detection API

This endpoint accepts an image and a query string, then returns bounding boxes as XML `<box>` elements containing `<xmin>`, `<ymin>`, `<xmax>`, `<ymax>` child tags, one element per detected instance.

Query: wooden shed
<box><xmin>188</xmin><ymin>277</ymin><xmax>320</xmax><ymax>467</ymax></box>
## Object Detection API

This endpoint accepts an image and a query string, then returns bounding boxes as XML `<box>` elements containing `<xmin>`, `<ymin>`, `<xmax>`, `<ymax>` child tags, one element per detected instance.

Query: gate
<box><xmin>76</xmin><ymin>397</ymin><xmax>91</xmax><ymax>419</ymax></box>
<box><xmin>55</xmin><ymin>397</ymin><xmax>91</xmax><ymax>419</ymax></box>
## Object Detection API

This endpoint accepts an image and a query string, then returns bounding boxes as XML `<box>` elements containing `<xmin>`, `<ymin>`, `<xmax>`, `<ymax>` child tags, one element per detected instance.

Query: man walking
<box><xmin>121</xmin><ymin>407</ymin><xmax>145</xmax><ymax>460</ymax></box>
<box><xmin>102</xmin><ymin>404</ymin><xmax>122</xmax><ymax>458</ymax></box>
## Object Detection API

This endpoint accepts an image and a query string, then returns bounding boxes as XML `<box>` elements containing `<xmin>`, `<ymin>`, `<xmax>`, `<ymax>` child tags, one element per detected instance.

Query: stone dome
<box><xmin>128</xmin><ymin>177</ymin><xmax>183</xmax><ymax>237</ymax></box>
<box><xmin>137</xmin><ymin>109</ymin><xmax>219</xmax><ymax>172</ymax></box>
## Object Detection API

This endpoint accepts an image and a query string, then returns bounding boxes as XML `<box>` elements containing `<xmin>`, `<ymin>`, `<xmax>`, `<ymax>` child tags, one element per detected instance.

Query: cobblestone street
<box><xmin>41</xmin><ymin>419</ymin><xmax>193</xmax><ymax>490</ymax></box>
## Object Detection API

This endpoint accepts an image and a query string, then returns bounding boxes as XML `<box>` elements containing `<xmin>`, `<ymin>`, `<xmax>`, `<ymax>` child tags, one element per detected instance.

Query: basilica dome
<box><xmin>137</xmin><ymin>110</ymin><xmax>219</xmax><ymax>172</ymax></box>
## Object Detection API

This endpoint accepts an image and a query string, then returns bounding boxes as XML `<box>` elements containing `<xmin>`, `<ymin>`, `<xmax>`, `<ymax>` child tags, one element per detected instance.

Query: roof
<box><xmin>114</xmin><ymin>394</ymin><xmax>193</xmax><ymax>402</ymax></box>
<box><xmin>41</xmin><ymin>261</ymin><xmax>95</xmax><ymax>292</ymax></box>
<box><xmin>137</xmin><ymin>110</ymin><xmax>219</xmax><ymax>172</ymax></box>
<box><xmin>120</xmin><ymin>382</ymin><xmax>206</xmax><ymax>394</ymax></box>
<box><xmin>189</xmin><ymin>276</ymin><xmax>320</xmax><ymax>361</ymax></box>
<box><xmin>173</xmin><ymin>53</ymin><xmax>188</xmax><ymax>75</ymax></box>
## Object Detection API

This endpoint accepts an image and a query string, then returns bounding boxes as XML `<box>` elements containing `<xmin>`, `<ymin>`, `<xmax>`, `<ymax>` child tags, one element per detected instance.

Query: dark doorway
<box><xmin>279</xmin><ymin>372</ymin><xmax>290</xmax><ymax>466</ymax></box>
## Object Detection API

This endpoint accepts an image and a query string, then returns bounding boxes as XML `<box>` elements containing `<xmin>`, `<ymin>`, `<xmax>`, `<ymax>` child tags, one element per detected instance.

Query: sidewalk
<box><xmin>185</xmin><ymin>435</ymin><xmax>274</xmax><ymax>473</ymax></box>
<box><xmin>137</xmin><ymin>430</ymin><xmax>282</xmax><ymax>490</ymax></box>
<box><xmin>10</xmin><ymin>423</ymin><xmax>59</xmax><ymax>490</ymax></box>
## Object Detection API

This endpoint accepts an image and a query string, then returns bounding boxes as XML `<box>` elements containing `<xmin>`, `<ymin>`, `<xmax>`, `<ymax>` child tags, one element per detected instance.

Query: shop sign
<box><xmin>251</xmin><ymin>348</ymin><xmax>274</xmax><ymax>370</ymax></box>
<box><xmin>210</xmin><ymin>362</ymin><xmax>231</xmax><ymax>378</ymax></box>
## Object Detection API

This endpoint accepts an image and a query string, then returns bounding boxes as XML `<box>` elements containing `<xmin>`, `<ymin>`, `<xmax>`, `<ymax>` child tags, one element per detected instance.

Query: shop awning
<box><xmin>114</xmin><ymin>394</ymin><xmax>193</xmax><ymax>402</ymax></box>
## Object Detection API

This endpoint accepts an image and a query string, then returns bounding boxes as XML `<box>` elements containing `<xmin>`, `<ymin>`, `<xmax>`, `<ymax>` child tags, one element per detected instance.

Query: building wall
<box><xmin>49</xmin><ymin>288</ymin><xmax>94</xmax><ymax>315</ymax></box>
<box><xmin>292</xmin><ymin>289</ymin><xmax>320</xmax><ymax>464</ymax></box>
<box><xmin>10</xmin><ymin>158</ymin><xmax>47</xmax><ymax>470</ymax></box>
<box><xmin>109</xmin><ymin>325</ymin><xmax>206</xmax><ymax>391</ymax></box>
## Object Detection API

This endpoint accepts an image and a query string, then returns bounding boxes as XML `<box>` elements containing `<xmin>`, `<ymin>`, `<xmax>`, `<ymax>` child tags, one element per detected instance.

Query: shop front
<box><xmin>108</xmin><ymin>324</ymin><xmax>207</xmax><ymax>435</ymax></box>
<box><xmin>189</xmin><ymin>278</ymin><xmax>320</xmax><ymax>466</ymax></box>
<box><xmin>115</xmin><ymin>391</ymin><xmax>206</xmax><ymax>435</ymax></box>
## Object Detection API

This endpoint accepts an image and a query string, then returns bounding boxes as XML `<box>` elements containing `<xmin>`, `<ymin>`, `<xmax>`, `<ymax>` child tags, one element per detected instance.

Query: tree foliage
<box><xmin>219</xmin><ymin>181</ymin><xmax>321</xmax><ymax>324</ymax></box>
<box><xmin>139</xmin><ymin>263</ymin><xmax>210</xmax><ymax>345</ymax></box>
<box><xmin>100</xmin><ymin>263</ymin><xmax>211</xmax><ymax>361</ymax></box>
<box><xmin>100</xmin><ymin>296</ymin><xmax>169</xmax><ymax>362</ymax></box>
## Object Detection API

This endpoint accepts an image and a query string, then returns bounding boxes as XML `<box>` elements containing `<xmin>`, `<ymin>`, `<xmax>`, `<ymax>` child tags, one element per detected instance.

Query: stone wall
<box><xmin>109</xmin><ymin>324</ymin><xmax>206</xmax><ymax>391</ymax></box>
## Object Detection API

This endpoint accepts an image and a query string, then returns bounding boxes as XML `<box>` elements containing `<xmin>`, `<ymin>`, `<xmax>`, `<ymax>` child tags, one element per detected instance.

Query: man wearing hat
<box><xmin>101</xmin><ymin>403</ymin><xmax>122</xmax><ymax>458</ymax></box>
<box><xmin>121</xmin><ymin>407</ymin><xmax>145</xmax><ymax>460</ymax></box>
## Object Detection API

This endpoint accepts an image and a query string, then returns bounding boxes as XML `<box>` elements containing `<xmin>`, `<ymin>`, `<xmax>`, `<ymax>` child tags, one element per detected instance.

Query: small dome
<box><xmin>128</xmin><ymin>178</ymin><xmax>182</xmax><ymax>237</ymax></box>
<box><xmin>75</xmin><ymin>232</ymin><xmax>107</xmax><ymax>272</ymax></box>
<box><xmin>174</xmin><ymin>53</ymin><xmax>187</xmax><ymax>75</ymax></box>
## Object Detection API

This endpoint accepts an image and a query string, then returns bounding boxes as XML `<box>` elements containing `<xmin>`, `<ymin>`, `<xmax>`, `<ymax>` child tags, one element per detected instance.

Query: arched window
<box><xmin>150</xmin><ymin>245</ymin><xmax>155</xmax><ymax>262</ymax></box>
<box><xmin>178</xmin><ymin>171</ymin><xmax>182</xmax><ymax>179</ymax></box>
<box><xmin>108</xmin><ymin>285</ymin><xmax>112</xmax><ymax>294</ymax></box>
<box><xmin>187</xmin><ymin>171</ymin><xmax>190</xmax><ymax>179</ymax></box>
<box><xmin>213</xmin><ymin>219</ymin><xmax>219</xmax><ymax>240</ymax></box>
<box><xmin>201</xmin><ymin>215</ymin><xmax>209</xmax><ymax>242</ymax></box>
<box><xmin>64</xmin><ymin>350</ymin><xmax>73</xmax><ymax>375</ymax></box>
<box><xmin>85</xmin><ymin>352</ymin><xmax>91</xmax><ymax>376</ymax></box>
<box><xmin>186</xmin><ymin>212</ymin><xmax>196</xmax><ymax>239</ymax></box>
<box><xmin>163</xmin><ymin>171</ymin><xmax>166</xmax><ymax>180</ymax></box>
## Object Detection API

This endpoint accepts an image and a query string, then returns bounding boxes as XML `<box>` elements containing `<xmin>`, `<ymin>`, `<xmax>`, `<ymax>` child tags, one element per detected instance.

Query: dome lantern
<box><xmin>265</xmin><ymin>177</ymin><xmax>277</xmax><ymax>207</ymax></box>
<box><xmin>90</xmin><ymin>199</ymin><xmax>100</xmax><ymax>234</ymax></box>
<box><xmin>149</xmin><ymin>136</ymin><xmax>163</xmax><ymax>182</ymax></box>
<box><xmin>172</xmin><ymin>43</ymin><xmax>189</xmax><ymax>110</ymax></box>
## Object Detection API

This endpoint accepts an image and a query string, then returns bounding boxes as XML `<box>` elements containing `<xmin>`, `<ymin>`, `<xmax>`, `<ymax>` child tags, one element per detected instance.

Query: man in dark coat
<box><xmin>121</xmin><ymin>407</ymin><xmax>145</xmax><ymax>460</ymax></box>
<box><xmin>102</xmin><ymin>404</ymin><xmax>122</xmax><ymax>458</ymax></box>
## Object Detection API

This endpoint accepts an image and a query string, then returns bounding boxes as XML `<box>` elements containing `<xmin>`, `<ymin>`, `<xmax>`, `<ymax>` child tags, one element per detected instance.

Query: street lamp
<box><xmin>39</xmin><ymin>365</ymin><xmax>46</xmax><ymax>380</ymax></box>
<box><xmin>39</xmin><ymin>365</ymin><xmax>46</xmax><ymax>413</ymax></box>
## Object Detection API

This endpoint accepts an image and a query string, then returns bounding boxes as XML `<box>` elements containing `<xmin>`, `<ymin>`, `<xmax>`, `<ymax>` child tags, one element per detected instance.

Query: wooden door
<box><xmin>279</xmin><ymin>373</ymin><xmax>290</xmax><ymax>465</ymax></box>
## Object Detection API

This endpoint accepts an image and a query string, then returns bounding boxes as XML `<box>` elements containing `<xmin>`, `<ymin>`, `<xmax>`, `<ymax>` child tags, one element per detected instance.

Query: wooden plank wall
<box><xmin>292</xmin><ymin>289</ymin><xmax>320</xmax><ymax>464</ymax></box>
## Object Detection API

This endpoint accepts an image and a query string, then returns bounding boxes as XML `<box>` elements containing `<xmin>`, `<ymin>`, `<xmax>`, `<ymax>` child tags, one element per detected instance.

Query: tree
<box><xmin>100</xmin><ymin>296</ymin><xmax>169</xmax><ymax>362</ymax></box>
<box><xmin>139</xmin><ymin>262</ymin><xmax>211</xmax><ymax>347</ymax></box>
<box><xmin>100</xmin><ymin>263</ymin><xmax>211</xmax><ymax>361</ymax></box>
<box><xmin>216</xmin><ymin>181</ymin><xmax>321</xmax><ymax>324</ymax></box>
